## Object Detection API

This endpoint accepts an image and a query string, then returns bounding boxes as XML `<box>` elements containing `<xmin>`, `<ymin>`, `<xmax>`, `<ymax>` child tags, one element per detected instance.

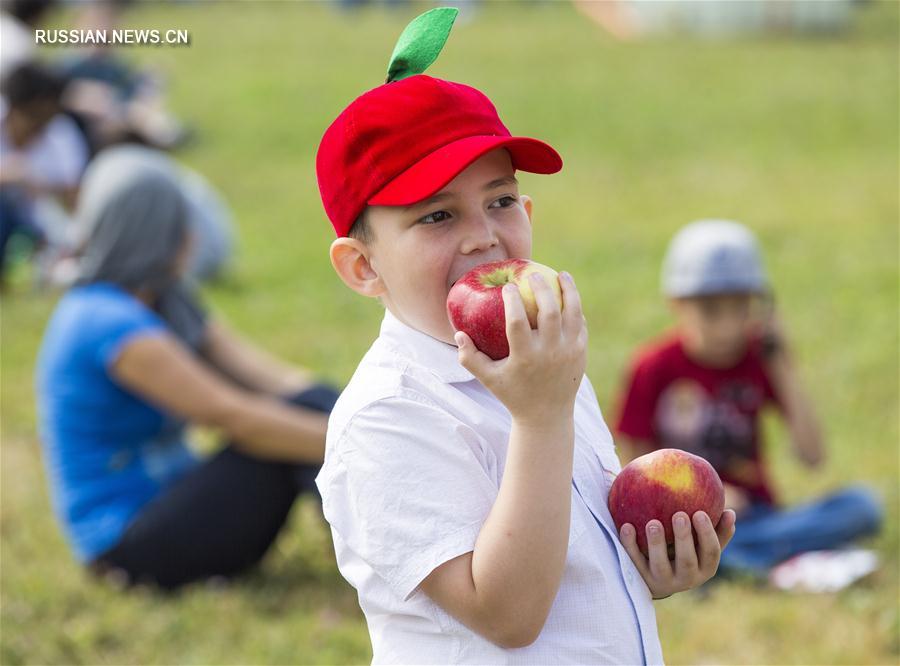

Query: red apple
<box><xmin>446</xmin><ymin>259</ymin><xmax>563</xmax><ymax>360</ymax></box>
<box><xmin>608</xmin><ymin>448</ymin><xmax>725</xmax><ymax>556</ymax></box>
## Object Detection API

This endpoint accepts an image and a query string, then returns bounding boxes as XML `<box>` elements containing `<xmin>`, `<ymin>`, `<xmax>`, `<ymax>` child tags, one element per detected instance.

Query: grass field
<box><xmin>2</xmin><ymin>1</ymin><xmax>898</xmax><ymax>664</ymax></box>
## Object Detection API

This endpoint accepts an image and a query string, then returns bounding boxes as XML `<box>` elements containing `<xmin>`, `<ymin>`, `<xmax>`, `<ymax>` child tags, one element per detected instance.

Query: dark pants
<box><xmin>91</xmin><ymin>384</ymin><xmax>339</xmax><ymax>591</ymax></box>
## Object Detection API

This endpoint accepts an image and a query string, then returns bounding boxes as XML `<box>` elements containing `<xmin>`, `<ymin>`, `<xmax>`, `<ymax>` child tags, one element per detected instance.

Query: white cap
<box><xmin>662</xmin><ymin>219</ymin><xmax>767</xmax><ymax>297</ymax></box>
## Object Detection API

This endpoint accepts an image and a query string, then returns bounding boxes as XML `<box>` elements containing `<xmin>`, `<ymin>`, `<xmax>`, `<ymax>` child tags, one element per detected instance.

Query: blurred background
<box><xmin>1</xmin><ymin>0</ymin><xmax>897</xmax><ymax>663</ymax></box>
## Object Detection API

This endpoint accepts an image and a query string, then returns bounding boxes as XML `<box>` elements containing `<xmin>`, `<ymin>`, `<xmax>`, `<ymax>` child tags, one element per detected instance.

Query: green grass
<box><xmin>2</xmin><ymin>1</ymin><xmax>898</xmax><ymax>663</ymax></box>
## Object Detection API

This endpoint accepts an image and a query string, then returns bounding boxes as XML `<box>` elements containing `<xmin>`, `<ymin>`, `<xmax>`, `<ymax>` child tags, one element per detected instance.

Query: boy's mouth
<box><xmin>448</xmin><ymin>257</ymin><xmax>510</xmax><ymax>289</ymax></box>
<box><xmin>447</xmin><ymin>272</ymin><xmax>468</xmax><ymax>290</ymax></box>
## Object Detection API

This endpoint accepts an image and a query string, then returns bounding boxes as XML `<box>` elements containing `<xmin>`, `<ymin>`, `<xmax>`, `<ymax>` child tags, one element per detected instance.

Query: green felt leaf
<box><xmin>385</xmin><ymin>7</ymin><xmax>459</xmax><ymax>83</ymax></box>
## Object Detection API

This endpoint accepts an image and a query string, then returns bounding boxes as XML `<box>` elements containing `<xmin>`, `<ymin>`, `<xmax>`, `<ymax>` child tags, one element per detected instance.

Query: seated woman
<box><xmin>35</xmin><ymin>151</ymin><xmax>337</xmax><ymax>591</ymax></box>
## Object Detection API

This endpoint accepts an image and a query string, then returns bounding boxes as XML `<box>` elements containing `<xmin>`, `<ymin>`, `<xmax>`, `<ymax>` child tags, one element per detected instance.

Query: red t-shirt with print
<box><xmin>614</xmin><ymin>333</ymin><xmax>782</xmax><ymax>506</ymax></box>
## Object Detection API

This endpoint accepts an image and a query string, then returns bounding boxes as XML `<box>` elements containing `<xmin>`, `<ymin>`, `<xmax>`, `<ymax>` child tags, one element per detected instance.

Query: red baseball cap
<box><xmin>316</xmin><ymin>75</ymin><xmax>563</xmax><ymax>237</ymax></box>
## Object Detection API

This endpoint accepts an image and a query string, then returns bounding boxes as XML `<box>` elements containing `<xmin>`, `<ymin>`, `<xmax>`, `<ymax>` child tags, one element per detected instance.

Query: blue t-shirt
<box><xmin>36</xmin><ymin>283</ymin><xmax>199</xmax><ymax>562</ymax></box>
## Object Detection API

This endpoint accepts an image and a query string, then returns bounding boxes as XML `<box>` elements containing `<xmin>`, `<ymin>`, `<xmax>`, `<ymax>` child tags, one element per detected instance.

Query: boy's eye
<box><xmin>489</xmin><ymin>195</ymin><xmax>517</xmax><ymax>209</ymax></box>
<box><xmin>419</xmin><ymin>210</ymin><xmax>451</xmax><ymax>225</ymax></box>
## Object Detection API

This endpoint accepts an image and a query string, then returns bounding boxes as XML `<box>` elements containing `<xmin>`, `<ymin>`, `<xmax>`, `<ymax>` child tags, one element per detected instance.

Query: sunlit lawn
<box><xmin>2</xmin><ymin>2</ymin><xmax>897</xmax><ymax>664</ymax></box>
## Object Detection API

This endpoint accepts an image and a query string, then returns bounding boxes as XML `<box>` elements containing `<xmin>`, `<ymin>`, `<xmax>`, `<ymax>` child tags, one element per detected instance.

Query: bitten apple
<box><xmin>446</xmin><ymin>258</ymin><xmax>563</xmax><ymax>360</ymax></box>
<box><xmin>608</xmin><ymin>448</ymin><xmax>725</xmax><ymax>556</ymax></box>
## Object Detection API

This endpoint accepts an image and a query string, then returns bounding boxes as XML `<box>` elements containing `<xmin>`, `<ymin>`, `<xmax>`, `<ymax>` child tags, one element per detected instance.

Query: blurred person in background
<box><xmin>0</xmin><ymin>61</ymin><xmax>89</xmax><ymax>289</ymax></box>
<box><xmin>0</xmin><ymin>0</ymin><xmax>58</xmax><ymax>79</ymax></box>
<box><xmin>613</xmin><ymin>220</ymin><xmax>882</xmax><ymax>590</ymax></box>
<box><xmin>35</xmin><ymin>149</ymin><xmax>338</xmax><ymax>591</ymax></box>
<box><xmin>334</xmin><ymin>0</ymin><xmax>409</xmax><ymax>10</ymax></box>
<box><xmin>59</xmin><ymin>0</ymin><xmax>191</xmax><ymax>152</ymax></box>
<box><xmin>574</xmin><ymin>0</ymin><xmax>857</xmax><ymax>40</ymax></box>
<box><xmin>74</xmin><ymin>145</ymin><xmax>233</xmax><ymax>283</ymax></box>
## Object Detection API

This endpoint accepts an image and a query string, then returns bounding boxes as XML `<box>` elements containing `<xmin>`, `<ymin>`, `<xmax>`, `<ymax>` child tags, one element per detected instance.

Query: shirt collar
<box><xmin>379</xmin><ymin>309</ymin><xmax>475</xmax><ymax>384</ymax></box>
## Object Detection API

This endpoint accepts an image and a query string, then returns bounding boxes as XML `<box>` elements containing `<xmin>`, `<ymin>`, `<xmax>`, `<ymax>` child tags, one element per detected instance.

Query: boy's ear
<box><xmin>521</xmin><ymin>195</ymin><xmax>533</xmax><ymax>225</ymax></box>
<box><xmin>330</xmin><ymin>238</ymin><xmax>385</xmax><ymax>298</ymax></box>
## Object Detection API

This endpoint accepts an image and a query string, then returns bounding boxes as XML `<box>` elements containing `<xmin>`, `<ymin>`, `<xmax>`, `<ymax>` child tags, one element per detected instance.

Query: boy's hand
<box><xmin>454</xmin><ymin>271</ymin><xmax>587</xmax><ymax>425</ymax></box>
<box><xmin>619</xmin><ymin>509</ymin><xmax>736</xmax><ymax>599</ymax></box>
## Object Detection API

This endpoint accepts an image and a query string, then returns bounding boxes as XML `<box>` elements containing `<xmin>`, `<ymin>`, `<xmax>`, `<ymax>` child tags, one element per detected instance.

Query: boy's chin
<box><xmin>421</xmin><ymin>321</ymin><xmax>458</xmax><ymax>347</ymax></box>
<box><xmin>699</xmin><ymin>344</ymin><xmax>747</xmax><ymax>367</ymax></box>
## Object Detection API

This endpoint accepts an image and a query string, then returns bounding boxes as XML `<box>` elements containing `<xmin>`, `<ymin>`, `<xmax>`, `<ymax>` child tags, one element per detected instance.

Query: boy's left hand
<box><xmin>619</xmin><ymin>509</ymin><xmax>736</xmax><ymax>599</ymax></box>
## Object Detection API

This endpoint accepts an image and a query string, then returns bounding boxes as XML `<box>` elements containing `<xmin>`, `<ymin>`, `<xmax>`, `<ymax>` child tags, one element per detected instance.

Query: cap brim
<box><xmin>367</xmin><ymin>135</ymin><xmax>562</xmax><ymax>207</ymax></box>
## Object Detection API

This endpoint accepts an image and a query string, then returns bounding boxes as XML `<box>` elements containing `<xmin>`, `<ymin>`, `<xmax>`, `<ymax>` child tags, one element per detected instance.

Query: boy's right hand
<box><xmin>454</xmin><ymin>271</ymin><xmax>588</xmax><ymax>426</ymax></box>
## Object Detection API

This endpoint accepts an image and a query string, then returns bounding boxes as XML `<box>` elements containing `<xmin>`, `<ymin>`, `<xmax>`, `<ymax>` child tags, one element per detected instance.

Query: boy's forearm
<box><xmin>469</xmin><ymin>414</ymin><xmax>575</xmax><ymax>640</ymax></box>
<box><xmin>767</xmin><ymin>354</ymin><xmax>824</xmax><ymax>466</ymax></box>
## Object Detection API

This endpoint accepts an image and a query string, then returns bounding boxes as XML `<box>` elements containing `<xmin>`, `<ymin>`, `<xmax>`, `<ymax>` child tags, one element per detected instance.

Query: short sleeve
<box><xmin>95</xmin><ymin>302</ymin><xmax>167</xmax><ymax>370</ymax></box>
<box><xmin>319</xmin><ymin>392</ymin><xmax>498</xmax><ymax>601</ymax></box>
<box><xmin>614</xmin><ymin>354</ymin><xmax>661</xmax><ymax>444</ymax></box>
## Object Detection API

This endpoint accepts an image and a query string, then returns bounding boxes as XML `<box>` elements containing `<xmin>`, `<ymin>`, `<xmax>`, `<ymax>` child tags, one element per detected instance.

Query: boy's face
<box><xmin>334</xmin><ymin>149</ymin><xmax>534</xmax><ymax>344</ymax></box>
<box><xmin>671</xmin><ymin>292</ymin><xmax>759</xmax><ymax>367</ymax></box>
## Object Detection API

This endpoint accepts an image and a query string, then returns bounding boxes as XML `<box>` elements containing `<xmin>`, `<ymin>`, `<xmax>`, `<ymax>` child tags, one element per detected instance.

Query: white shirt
<box><xmin>317</xmin><ymin>310</ymin><xmax>664</xmax><ymax>665</ymax></box>
<box><xmin>0</xmin><ymin>98</ymin><xmax>89</xmax><ymax>191</ymax></box>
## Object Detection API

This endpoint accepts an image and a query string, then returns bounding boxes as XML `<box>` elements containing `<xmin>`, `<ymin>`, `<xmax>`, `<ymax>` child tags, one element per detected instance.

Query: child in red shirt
<box><xmin>615</xmin><ymin>220</ymin><xmax>882</xmax><ymax>582</ymax></box>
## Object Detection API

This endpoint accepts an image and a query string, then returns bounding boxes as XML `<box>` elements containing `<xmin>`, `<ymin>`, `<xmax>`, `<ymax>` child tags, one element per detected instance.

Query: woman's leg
<box><xmin>93</xmin><ymin>447</ymin><xmax>300</xmax><ymax>590</ymax></box>
<box><xmin>93</xmin><ymin>384</ymin><xmax>341</xmax><ymax>590</ymax></box>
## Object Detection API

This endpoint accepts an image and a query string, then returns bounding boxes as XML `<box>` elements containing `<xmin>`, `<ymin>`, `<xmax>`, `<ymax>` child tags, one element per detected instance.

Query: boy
<box><xmin>314</xmin><ymin>15</ymin><xmax>734</xmax><ymax>661</ymax></box>
<box><xmin>615</xmin><ymin>219</ymin><xmax>881</xmax><ymax>581</ymax></box>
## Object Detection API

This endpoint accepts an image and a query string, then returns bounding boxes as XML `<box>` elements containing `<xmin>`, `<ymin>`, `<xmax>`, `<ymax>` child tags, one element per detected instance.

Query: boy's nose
<box><xmin>712</xmin><ymin>318</ymin><xmax>746</xmax><ymax>346</ymax></box>
<box><xmin>459</xmin><ymin>213</ymin><xmax>500</xmax><ymax>255</ymax></box>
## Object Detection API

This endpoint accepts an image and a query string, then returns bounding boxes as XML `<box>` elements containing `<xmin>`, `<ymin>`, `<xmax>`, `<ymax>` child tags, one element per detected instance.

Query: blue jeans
<box><xmin>0</xmin><ymin>188</ymin><xmax>43</xmax><ymax>279</ymax></box>
<box><xmin>720</xmin><ymin>486</ymin><xmax>882</xmax><ymax>576</ymax></box>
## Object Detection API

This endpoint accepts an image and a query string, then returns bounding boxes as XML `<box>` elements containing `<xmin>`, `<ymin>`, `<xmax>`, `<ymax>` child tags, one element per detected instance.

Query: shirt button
<box><xmin>626</xmin><ymin>571</ymin><xmax>635</xmax><ymax>584</ymax></box>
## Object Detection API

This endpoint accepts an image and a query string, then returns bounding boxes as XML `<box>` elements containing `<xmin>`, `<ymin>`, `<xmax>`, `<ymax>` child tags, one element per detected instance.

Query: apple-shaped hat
<box><xmin>316</xmin><ymin>7</ymin><xmax>563</xmax><ymax>237</ymax></box>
